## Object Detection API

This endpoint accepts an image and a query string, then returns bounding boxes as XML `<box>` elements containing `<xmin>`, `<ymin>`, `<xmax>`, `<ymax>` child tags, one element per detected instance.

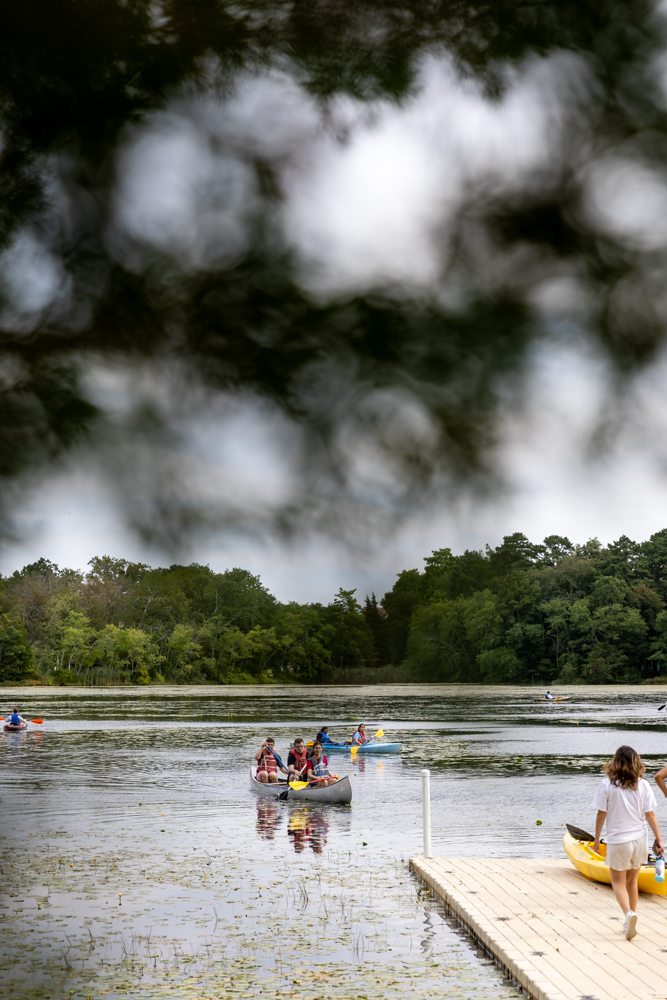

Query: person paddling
<box><xmin>306</xmin><ymin>742</ymin><xmax>335</xmax><ymax>787</ymax></box>
<box><xmin>545</xmin><ymin>691</ymin><xmax>554</xmax><ymax>700</ymax></box>
<box><xmin>287</xmin><ymin>738</ymin><xmax>309</xmax><ymax>781</ymax></box>
<box><xmin>7</xmin><ymin>707</ymin><xmax>25</xmax><ymax>726</ymax></box>
<box><xmin>255</xmin><ymin>738</ymin><xmax>288</xmax><ymax>784</ymax></box>
<box><xmin>592</xmin><ymin>744</ymin><xmax>664</xmax><ymax>940</ymax></box>
<box><xmin>316</xmin><ymin>726</ymin><xmax>333</xmax><ymax>744</ymax></box>
<box><xmin>352</xmin><ymin>723</ymin><xmax>367</xmax><ymax>745</ymax></box>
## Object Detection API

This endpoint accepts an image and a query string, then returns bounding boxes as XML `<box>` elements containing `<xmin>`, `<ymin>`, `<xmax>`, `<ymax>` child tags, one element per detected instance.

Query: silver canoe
<box><xmin>248</xmin><ymin>768</ymin><xmax>352</xmax><ymax>804</ymax></box>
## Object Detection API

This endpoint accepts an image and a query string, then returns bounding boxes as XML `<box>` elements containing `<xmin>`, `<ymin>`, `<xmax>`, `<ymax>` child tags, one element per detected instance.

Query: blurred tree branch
<box><xmin>2</xmin><ymin>0</ymin><xmax>667</xmax><ymax>545</ymax></box>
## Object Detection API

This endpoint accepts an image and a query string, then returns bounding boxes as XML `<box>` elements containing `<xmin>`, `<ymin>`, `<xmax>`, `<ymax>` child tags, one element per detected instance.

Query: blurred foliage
<box><xmin>2</xmin><ymin>0</ymin><xmax>667</xmax><ymax>539</ymax></box>
<box><xmin>6</xmin><ymin>529</ymin><xmax>667</xmax><ymax>683</ymax></box>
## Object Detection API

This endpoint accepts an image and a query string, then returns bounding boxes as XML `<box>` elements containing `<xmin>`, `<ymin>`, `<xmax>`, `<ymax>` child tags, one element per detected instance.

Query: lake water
<box><xmin>2</xmin><ymin>684</ymin><xmax>667</xmax><ymax>1000</ymax></box>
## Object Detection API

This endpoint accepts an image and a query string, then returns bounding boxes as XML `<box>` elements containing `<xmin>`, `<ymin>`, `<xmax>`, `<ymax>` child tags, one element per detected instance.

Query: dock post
<box><xmin>421</xmin><ymin>768</ymin><xmax>431</xmax><ymax>857</ymax></box>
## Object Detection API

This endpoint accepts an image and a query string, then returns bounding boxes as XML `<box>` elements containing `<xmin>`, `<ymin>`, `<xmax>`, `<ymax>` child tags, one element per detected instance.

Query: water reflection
<box><xmin>256</xmin><ymin>799</ymin><xmax>282</xmax><ymax>840</ymax></box>
<box><xmin>287</xmin><ymin>807</ymin><xmax>330</xmax><ymax>854</ymax></box>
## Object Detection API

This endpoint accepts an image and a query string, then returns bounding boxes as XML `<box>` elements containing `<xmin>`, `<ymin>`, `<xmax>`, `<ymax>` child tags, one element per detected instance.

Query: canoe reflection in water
<box><xmin>288</xmin><ymin>808</ymin><xmax>329</xmax><ymax>854</ymax></box>
<box><xmin>256</xmin><ymin>800</ymin><xmax>281</xmax><ymax>840</ymax></box>
<box><xmin>255</xmin><ymin>801</ymin><xmax>329</xmax><ymax>852</ymax></box>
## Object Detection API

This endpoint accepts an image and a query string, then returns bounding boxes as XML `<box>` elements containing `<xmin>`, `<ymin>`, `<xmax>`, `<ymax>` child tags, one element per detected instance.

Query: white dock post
<box><xmin>421</xmin><ymin>768</ymin><xmax>431</xmax><ymax>858</ymax></box>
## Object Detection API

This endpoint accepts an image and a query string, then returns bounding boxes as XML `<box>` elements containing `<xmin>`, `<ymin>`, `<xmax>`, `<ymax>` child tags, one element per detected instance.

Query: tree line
<box><xmin>2</xmin><ymin>530</ymin><xmax>667</xmax><ymax>685</ymax></box>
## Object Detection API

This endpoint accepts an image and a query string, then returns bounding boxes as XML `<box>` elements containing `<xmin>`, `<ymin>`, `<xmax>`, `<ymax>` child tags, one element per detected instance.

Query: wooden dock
<box><xmin>410</xmin><ymin>856</ymin><xmax>667</xmax><ymax>1000</ymax></box>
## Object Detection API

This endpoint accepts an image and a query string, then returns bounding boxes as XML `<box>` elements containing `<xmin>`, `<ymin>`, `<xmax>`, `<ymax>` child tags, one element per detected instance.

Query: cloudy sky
<box><xmin>3</xmin><ymin>55</ymin><xmax>667</xmax><ymax>602</ymax></box>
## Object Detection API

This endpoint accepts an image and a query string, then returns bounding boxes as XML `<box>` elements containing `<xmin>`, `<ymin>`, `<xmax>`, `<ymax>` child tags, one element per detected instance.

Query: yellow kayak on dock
<box><xmin>563</xmin><ymin>831</ymin><xmax>666</xmax><ymax>895</ymax></box>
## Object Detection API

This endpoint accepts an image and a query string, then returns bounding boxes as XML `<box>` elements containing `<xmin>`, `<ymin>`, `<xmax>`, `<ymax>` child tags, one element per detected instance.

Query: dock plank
<box><xmin>411</xmin><ymin>856</ymin><xmax>667</xmax><ymax>1000</ymax></box>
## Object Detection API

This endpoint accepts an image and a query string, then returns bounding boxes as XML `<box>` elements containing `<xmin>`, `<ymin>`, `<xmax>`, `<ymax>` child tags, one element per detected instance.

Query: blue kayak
<box><xmin>314</xmin><ymin>741</ymin><xmax>402</xmax><ymax>754</ymax></box>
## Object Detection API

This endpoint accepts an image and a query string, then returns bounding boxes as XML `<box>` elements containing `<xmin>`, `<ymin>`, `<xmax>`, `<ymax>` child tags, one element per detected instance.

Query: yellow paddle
<box><xmin>351</xmin><ymin>729</ymin><xmax>383</xmax><ymax>755</ymax></box>
<box><xmin>289</xmin><ymin>775</ymin><xmax>338</xmax><ymax>790</ymax></box>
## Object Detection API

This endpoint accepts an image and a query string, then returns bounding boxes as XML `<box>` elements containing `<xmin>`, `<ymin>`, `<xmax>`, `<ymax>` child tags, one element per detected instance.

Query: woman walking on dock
<box><xmin>593</xmin><ymin>745</ymin><xmax>664</xmax><ymax>940</ymax></box>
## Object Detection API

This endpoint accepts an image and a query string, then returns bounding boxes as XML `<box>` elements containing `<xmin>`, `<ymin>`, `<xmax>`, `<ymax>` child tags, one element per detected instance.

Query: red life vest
<box><xmin>290</xmin><ymin>748</ymin><xmax>308</xmax><ymax>777</ymax></box>
<box><xmin>257</xmin><ymin>748</ymin><xmax>278</xmax><ymax>774</ymax></box>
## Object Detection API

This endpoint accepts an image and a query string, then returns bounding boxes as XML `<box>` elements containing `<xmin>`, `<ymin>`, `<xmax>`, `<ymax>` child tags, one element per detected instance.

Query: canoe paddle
<box><xmin>260</xmin><ymin>745</ymin><xmax>294</xmax><ymax>801</ymax></box>
<box><xmin>289</xmin><ymin>774</ymin><xmax>339</xmax><ymax>790</ymax></box>
<box><xmin>351</xmin><ymin>729</ymin><xmax>384</xmax><ymax>755</ymax></box>
<box><xmin>0</xmin><ymin>718</ymin><xmax>43</xmax><ymax>724</ymax></box>
<box><xmin>659</xmin><ymin>704</ymin><xmax>666</xmax><ymax>712</ymax></box>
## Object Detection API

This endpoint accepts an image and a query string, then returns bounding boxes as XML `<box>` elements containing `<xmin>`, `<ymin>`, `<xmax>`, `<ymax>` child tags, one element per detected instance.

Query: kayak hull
<box><xmin>563</xmin><ymin>832</ymin><xmax>667</xmax><ymax>895</ymax></box>
<box><xmin>249</xmin><ymin>768</ymin><xmax>352</xmax><ymax>804</ymax></box>
<box><xmin>533</xmin><ymin>696</ymin><xmax>571</xmax><ymax>703</ymax></box>
<box><xmin>313</xmin><ymin>742</ymin><xmax>402</xmax><ymax>754</ymax></box>
<box><xmin>354</xmin><ymin>742</ymin><xmax>401</xmax><ymax>754</ymax></box>
<box><xmin>3</xmin><ymin>723</ymin><xmax>27</xmax><ymax>731</ymax></box>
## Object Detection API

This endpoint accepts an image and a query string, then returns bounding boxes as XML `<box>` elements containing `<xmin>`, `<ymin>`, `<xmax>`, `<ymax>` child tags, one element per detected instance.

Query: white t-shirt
<box><xmin>591</xmin><ymin>777</ymin><xmax>657</xmax><ymax>844</ymax></box>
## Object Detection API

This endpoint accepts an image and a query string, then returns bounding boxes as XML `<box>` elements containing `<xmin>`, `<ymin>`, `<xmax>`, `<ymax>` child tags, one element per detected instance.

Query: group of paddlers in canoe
<box><xmin>254</xmin><ymin>724</ymin><xmax>370</xmax><ymax>788</ymax></box>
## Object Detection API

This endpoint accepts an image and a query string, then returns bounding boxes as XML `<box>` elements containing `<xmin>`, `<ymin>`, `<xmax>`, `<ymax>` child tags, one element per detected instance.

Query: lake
<box><xmin>2</xmin><ymin>684</ymin><xmax>667</xmax><ymax>1000</ymax></box>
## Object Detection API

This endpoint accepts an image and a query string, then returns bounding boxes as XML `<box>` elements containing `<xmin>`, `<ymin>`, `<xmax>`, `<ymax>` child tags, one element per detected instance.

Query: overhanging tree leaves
<box><xmin>2</xmin><ymin>0</ymin><xmax>667</xmax><ymax>541</ymax></box>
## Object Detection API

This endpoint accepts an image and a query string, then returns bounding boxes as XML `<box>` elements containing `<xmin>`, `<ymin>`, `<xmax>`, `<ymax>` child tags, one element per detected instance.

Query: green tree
<box><xmin>168</xmin><ymin>624</ymin><xmax>203</xmax><ymax>677</ymax></box>
<box><xmin>324</xmin><ymin>589</ymin><xmax>376</xmax><ymax>671</ymax></box>
<box><xmin>0</xmin><ymin>614</ymin><xmax>34</xmax><ymax>683</ymax></box>
<box><xmin>381</xmin><ymin>569</ymin><xmax>421</xmax><ymax>664</ymax></box>
<box><xmin>53</xmin><ymin>609</ymin><xmax>99</xmax><ymax>678</ymax></box>
<box><xmin>96</xmin><ymin>624</ymin><xmax>164</xmax><ymax>684</ymax></box>
<box><xmin>405</xmin><ymin>598</ymin><xmax>479</xmax><ymax>681</ymax></box>
<box><xmin>363</xmin><ymin>594</ymin><xmax>391</xmax><ymax>666</ymax></box>
<box><xmin>272</xmin><ymin>604</ymin><xmax>332</xmax><ymax>681</ymax></box>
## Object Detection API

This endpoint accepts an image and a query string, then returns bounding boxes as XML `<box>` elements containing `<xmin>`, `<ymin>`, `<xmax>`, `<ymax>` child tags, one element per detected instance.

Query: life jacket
<box><xmin>353</xmin><ymin>730</ymin><xmax>366</xmax><ymax>744</ymax></box>
<box><xmin>291</xmin><ymin>748</ymin><xmax>308</xmax><ymax>776</ymax></box>
<box><xmin>257</xmin><ymin>748</ymin><xmax>278</xmax><ymax>773</ymax></box>
<box><xmin>10</xmin><ymin>713</ymin><xmax>21</xmax><ymax>726</ymax></box>
<box><xmin>308</xmin><ymin>755</ymin><xmax>329</xmax><ymax>779</ymax></box>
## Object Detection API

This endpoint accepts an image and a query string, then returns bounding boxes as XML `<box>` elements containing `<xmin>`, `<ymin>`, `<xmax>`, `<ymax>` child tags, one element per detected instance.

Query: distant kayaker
<box><xmin>545</xmin><ymin>691</ymin><xmax>554</xmax><ymax>700</ymax></box>
<box><xmin>316</xmin><ymin>727</ymin><xmax>333</xmax><ymax>744</ymax></box>
<box><xmin>352</xmin><ymin>724</ymin><xmax>367</xmax><ymax>745</ymax></box>
<box><xmin>306</xmin><ymin>742</ymin><xmax>335</xmax><ymax>787</ymax></box>
<box><xmin>255</xmin><ymin>738</ymin><xmax>288</xmax><ymax>785</ymax></box>
<box><xmin>287</xmin><ymin>738</ymin><xmax>309</xmax><ymax>781</ymax></box>
<box><xmin>7</xmin><ymin>707</ymin><xmax>24</xmax><ymax>726</ymax></box>
<box><xmin>592</xmin><ymin>744</ymin><xmax>664</xmax><ymax>940</ymax></box>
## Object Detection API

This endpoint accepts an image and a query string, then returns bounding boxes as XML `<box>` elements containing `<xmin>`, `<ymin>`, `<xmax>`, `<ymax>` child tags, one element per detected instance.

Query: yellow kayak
<box><xmin>563</xmin><ymin>831</ymin><xmax>666</xmax><ymax>895</ymax></box>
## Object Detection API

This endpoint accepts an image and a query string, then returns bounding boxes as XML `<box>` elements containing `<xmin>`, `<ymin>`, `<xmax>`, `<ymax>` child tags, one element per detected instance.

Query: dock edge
<box><xmin>410</xmin><ymin>857</ymin><xmax>543</xmax><ymax>1000</ymax></box>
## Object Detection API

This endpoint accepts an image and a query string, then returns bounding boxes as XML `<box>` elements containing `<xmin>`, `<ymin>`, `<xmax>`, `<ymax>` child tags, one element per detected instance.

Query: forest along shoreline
<box><xmin>2</xmin><ymin>529</ymin><xmax>667</xmax><ymax>688</ymax></box>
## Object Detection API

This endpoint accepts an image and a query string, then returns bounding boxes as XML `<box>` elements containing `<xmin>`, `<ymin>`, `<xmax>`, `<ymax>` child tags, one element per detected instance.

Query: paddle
<box><xmin>566</xmin><ymin>823</ymin><xmax>606</xmax><ymax>848</ymax></box>
<box><xmin>659</xmin><ymin>704</ymin><xmax>666</xmax><ymax>712</ymax></box>
<box><xmin>0</xmin><ymin>718</ymin><xmax>43</xmax><ymax>724</ymax></box>
<box><xmin>265</xmin><ymin>744</ymin><xmax>288</xmax><ymax>774</ymax></box>
<box><xmin>566</xmin><ymin>824</ymin><xmax>595</xmax><ymax>842</ymax></box>
<box><xmin>260</xmin><ymin>744</ymin><xmax>294</xmax><ymax>801</ymax></box>
<box><xmin>289</xmin><ymin>775</ymin><xmax>339</xmax><ymax>790</ymax></box>
<box><xmin>351</xmin><ymin>729</ymin><xmax>384</xmax><ymax>755</ymax></box>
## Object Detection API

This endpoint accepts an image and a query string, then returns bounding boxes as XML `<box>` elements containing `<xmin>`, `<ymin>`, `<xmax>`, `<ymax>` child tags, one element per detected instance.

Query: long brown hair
<box><xmin>604</xmin><ymin>745</ymin><xmax>645</xmax><ymax>789</ymax></box>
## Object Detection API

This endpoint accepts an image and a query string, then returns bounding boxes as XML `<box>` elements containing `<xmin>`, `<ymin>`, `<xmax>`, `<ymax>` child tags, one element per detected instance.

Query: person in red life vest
<box><xmin>255</xmin><ymin>738</ymin><xmax>287</xmax><ymax>784</ymax></box>
<box><xmin>352</xmin><ymin>723</ymin><xmax>367</xmax><ymax>745</ymax></box>
<box><xmin>287</xmin><ymin>738</ymin><xmax>308</xmax><ymax>781</ymax></box>
<box><xmin>306</xmin><ymin>742</ymin><xmax>335</xmax><ymax>787</ymax></box>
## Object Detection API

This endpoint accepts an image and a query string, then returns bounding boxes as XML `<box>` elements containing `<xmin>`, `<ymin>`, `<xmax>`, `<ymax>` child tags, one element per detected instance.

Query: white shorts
<box><xmin>605</xmin><ymin>835</ymin><xmax>648</xmax><ymax>871</ymax></box>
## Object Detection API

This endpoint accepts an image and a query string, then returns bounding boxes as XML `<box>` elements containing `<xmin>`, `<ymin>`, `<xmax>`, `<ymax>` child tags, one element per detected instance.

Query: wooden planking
<box><xmin>410</xmin><ymin>856</ymin><xmax>667</xmax><ymax>1000</ymax></box>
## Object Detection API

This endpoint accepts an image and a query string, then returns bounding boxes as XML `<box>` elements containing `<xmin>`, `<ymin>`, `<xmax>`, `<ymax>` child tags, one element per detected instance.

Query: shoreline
<box><xmin>2</xmin><ymin>682</ymin><xmax>667</xmax><ymax>697</ymax></box>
